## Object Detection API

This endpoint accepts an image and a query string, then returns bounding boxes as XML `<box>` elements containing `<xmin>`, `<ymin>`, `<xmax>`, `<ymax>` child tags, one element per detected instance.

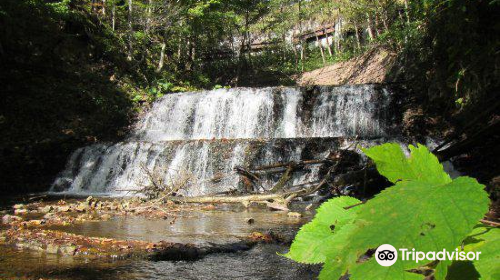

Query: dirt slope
<box><xmin>298</xmin><ymin>47</ymin><xmax>397</xmax><ymax>86</ymax></box>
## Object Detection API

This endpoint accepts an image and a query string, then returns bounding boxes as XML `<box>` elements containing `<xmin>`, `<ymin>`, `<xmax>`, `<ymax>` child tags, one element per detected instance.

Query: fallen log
<box><xmin>269</xmin><ymin>161</ymin><xmax>303</xmax><ymax>193</ymax></box>
<box><xmin>251</xmin><ymin>159</ymin><xmax>332</xmax><ymax>171</ymax></box>
<box><xmin>168</xmin><ymin>193</ymin><xmax>287</xmax><ymax>208</ymax></box>
<box><xmin>234</xmin><ymin>166</ymin><xmax>261</xmax><ymax>182</ymax></box>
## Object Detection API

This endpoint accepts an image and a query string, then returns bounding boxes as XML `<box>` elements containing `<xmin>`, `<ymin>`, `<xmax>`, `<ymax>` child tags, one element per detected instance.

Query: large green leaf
<box><xmin>283</xmin><ymin>196</ymin><xmax>360</xmax><ymax>264</ymax></box>
<box><xmin>318</xmin><ymin>177</ymin><xmax>488</xmax><ymax>280</ymax></box>
<box><xmin>363</xmin><ymin>143</ymin><xmax>451</xmax><ymax>185</ymax></box>
<box><xmin>285</xmin><ymin>143</ymin><xmax>491</xmax><ymax>280</ymax></box>
<box><xmin>362</xmin><ymin>143</ymin><xmax>412</xmax><ymax>183</ymax></box>
<box><xmin>461</xmin><ymin>225</ymin><xmax>500</xmax><ymax>280</ymax></box>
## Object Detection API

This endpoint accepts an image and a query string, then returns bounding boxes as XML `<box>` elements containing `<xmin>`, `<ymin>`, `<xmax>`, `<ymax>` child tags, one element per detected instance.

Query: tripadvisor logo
<box><xmin>375</xmin><ymin>244</ymin><xmax>398</xmax><ymax>266</ymax></box>
<box><xmin>374</xmin><ymin>244</ymin><xmax>482</xmax><ymax>267</ymax></box>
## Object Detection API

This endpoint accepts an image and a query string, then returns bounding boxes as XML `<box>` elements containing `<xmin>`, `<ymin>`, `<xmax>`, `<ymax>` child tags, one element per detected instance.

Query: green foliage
<box><xmin>285</xmin><ymin>143</ymin><xmax>494</xmax><ymax>279</ymax></box>
<box><xmin>459</xmin><ymin>225</ymin><xmax>500</xmax><ymax>280</ymax></box>
<box><xmin>46</xmin><ymin>0</ymin><xmax>72</xmax><ymax>17</ymax></box>
<box><xmin>362</xmin><ymin>143</ymin><xmax>451</xmax><ymax>185</ymax></box>
<box><xmin>282</xmin><ymin>196</ymin><xmax>360</xmax><ymax>264</ymax></box>
<box><xmin>147</xmin><ymin>79</ymin><xmax>173</xmax><ymax>99</ymax></box>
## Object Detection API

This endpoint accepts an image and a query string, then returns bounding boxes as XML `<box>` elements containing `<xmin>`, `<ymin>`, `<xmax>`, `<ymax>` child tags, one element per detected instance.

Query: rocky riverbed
<box><xmin>0</xmin><ymin>196</ymin><xmax>319</xmax><ymax>279</ymax></box>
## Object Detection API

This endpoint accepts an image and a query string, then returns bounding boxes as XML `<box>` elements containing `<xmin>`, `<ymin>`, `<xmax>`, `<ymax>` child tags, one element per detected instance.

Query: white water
<box><xmin>52</xmin><ymin>85</ymin><xmax>396</xmax><ymax>196</ymax></box>
<box><xmin>133</xmin><ymin>85</ymin><xmax>391</xmax><ymax>140</ymax></box>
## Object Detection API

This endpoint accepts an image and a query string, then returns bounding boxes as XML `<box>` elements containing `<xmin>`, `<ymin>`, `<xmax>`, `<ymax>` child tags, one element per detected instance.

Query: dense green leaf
<box><xmin>286</xmin><ymin>143</ymin><xmax>491</xmax><ymax>280</ymax></box>
<box><xmin>461</xmin><ymin>226</ymin><xmax>500</xmax><ymax>280</ymax></box>
<box><xmin>362</xmin><ymin>143</ymin><xmax>412</xmax><ymax>183</ymax></box>
<box><xmin>283</xmin><ymin>196</ymin><xmax>360</xmax><ymax>264</ymax></box>
<box><xmin>362</xmin><ymin>143</ymin><xmax>451</xmax><ymax>185</ymax></box>
<box><xmin>338</xmin><ymin>177</ymin><xmax>489</xmax><ymax>279</ymax></box>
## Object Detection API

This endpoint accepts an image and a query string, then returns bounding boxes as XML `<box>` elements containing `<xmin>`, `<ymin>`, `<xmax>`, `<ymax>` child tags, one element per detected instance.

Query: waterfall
<box><xmin>51</xmin><ymin>85</ymin><xmax>398</xmax><ymax>196</ymax></box>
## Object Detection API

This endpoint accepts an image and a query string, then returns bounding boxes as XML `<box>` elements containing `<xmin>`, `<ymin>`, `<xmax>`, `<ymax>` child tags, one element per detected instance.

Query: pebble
<box><xmin>101</xmin><ymin>214</ymin><xmax>111</xmax><ymax>220</ymax></box>
<box><xmin>58</xmin><ymin>206</ymin><xmax>71</xmax><ymax>212</ymax></box>
<box><xmin>46</xmin><ymin>244</ymin><xmax>60</xmax><ymax>254</ymax></box>
<box><xmin>40</xmin><ymin>205</ymin><xmax>54</xmax><ymax>213</ymax></box>
<box><xmin>59</xmin><ymin>245</ymin><xmax>77</xmax><ymax>255</ymax></box>
<box><xmin>2</xmin><ymin>214</ymin><xmax>23</xmax><ymax>224</ymax></box>
<box><xmin>76</xmin><ymin>203</ymin><xmax>88</xmax><ymax>212</ymax></box>
<box><xmin>14</xmin><ymin>209</ymin><xmax>28</xmax><ymax>215</ymax></box>
<box><xmin>287</xmin><ymin>212</ymin><xmax>302</xmax><ymax>218</ymax></box>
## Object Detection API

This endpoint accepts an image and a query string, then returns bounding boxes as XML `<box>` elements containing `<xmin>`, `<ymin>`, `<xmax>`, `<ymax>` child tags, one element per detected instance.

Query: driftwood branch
<box><xmin>270</xmin><ymin>161</ymin><xmax>302</xmax><ymax>193</ymax></box>
<box><xmin>251</xmin><ymin>159</ymin><xmax>332</xmax><ymax>171</ymax></box>
<box><xmin>168</xmin><ymin>193</ymin><xmax>288</xmax><ymax>208</ymax></box>
<box><xmin>234</xmin><ymin>166</ymin><xmax>261</xmax><ymax>182</ymax></box>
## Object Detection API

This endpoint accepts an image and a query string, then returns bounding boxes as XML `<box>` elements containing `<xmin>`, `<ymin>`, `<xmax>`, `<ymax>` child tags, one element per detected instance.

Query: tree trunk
<box><xmin>366</xmin><ymin>13</ymin><xmax>374</xmax><ymax>40</ymax></box>
<box><xmin>334</xmin><ymin>16</ymin><xmax>342</xmax><ymax>53</ymax></box>
<box><xmin>191</xmin><ymin>39</ymin><xmax>196</xmax><ymax>69</ymax></box>
<box><xmin>381</xmin><ymin>11</ymin><xmax>390</xmax><ymax>33</ymax></box>
<box><xmin>127</xmin><ymin>0</ymin><xmax>133</xmax><ymax>61</ymax></box>
<box><xmin>403</xmin><ymin>0</ymin><xmax>411</xmax><ymax>24</ymax></box>
<box><xmin>298</xmin><ymin>0</ymin><xmax>304</xmax><ymax>71</ymax></box>
<box><xmin>291</xmin><ymin>29</ymin><xmax>299</xmax><ymax>69</ymax></box>
<box><xmin>236</xmin><ymin>12</ymin><xmax>249</xmax><ymax>86</ymax></box>
<box><xmin>146</xmin><ymin>0</ymin><xmax>153</xmax><ymax>33</ymax></box>
<box><xmin>324</xmin><ymin>28</ymin><xmax>333</xmax><ymax>57</ymax></box>
<box><xmin>245</xmin><ymin>11</ymin><xmax>251</xmax><ymax>63</ymax></box>
<box><xmin>315</xmin><ymin>34</ymin><xmax>326</xmax><ymax>67</ymax></box>
<box><xmin>177</xmin><ymin>38</ymin><xmax>182</xmax><ymax>63</ymax></box>
<box><xmin>111</xmin><ymin>2</ymin><xmax>116</xmax><ymax>31</ymax></box>
<box><xmin>186</xmin><ymin>38</ymin><xmax>192</xmax><ymax>71</ymax></box>
<box><xmin>156</xmin><ymin>41</ymin><xmax>166</xmax><ymax>73</ymax></box>
<box><xmin>374</xmin><ymin>13</ymin><xmax>381</xmax><ymax>36</ymax></box>
<box><xmin>354</xmin><ymin>21</ymin><xmax>361</xmax><ymax>50</ymax></box>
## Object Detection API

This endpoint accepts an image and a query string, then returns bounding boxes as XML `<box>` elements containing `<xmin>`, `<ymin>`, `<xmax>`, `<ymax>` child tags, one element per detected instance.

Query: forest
<box><xmin>0</xmin><ymin>0</ymin><xmax>498</xmax><ymax>279</ymax></box>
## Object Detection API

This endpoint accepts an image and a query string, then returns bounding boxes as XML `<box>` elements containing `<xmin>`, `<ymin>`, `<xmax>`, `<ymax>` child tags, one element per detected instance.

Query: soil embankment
<box><xmin>298</xmin><ymin>47</ymin><xmax>397</xmax><ymax>86</ymax></box>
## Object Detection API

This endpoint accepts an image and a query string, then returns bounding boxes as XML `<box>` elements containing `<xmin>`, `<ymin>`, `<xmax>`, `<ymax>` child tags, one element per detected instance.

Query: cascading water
<box><xmin>51</xmin><ymin>85</ymin><xmax>399</xmax><ymax>196</ymax></box>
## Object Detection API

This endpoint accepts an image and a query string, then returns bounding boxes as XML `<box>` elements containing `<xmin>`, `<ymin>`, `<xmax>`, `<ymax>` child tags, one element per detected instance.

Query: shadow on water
<box><xmin>0</xmin><ymin>243</ymin><xmax>319</xmax><ymax>280</ymax></box>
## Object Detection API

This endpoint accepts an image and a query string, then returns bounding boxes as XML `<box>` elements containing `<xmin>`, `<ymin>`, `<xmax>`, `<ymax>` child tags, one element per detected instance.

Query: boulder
<box><xmin>2</xmin><ymin>214</ymin><xmax>23</xmax><ymax>224</ymax></box>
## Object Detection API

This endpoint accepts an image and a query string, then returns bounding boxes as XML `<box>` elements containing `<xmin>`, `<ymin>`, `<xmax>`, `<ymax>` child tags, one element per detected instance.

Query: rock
<box><xmin>76</xmin><ymin>202</ymin><xmax>88</xmax><ymax>212</ymax></box>
<box><xmin>40</xmin><ymin>205</ymin><xmax>54</xmax><ymax>213</ymax></box>
<box><xmin>43</xmin><ymin>212</ymin><xmax>56</xmax><ymax>219</ymax></box>
<box><xmin>26</xmin><ymin>243</ymin><xmax>44</xmax><ymax>252</ymax></box>
<box><xmin>58</xmin><ymin>206</ymin><xmax>71</xmax><ymax>212</ymax></box>
<box><xmin>46</xmin><ymin>244</ymin><xmax>60</xmax><ymax>254</ymax></box>
<box><xmin>95</xmin><ymin>201</ymin><xmax>103</xmax><ymax>210</ymax></box>
<box><xmin>59</xmin><ymin>245</ymin><xmax>77</xmax><ymax>255</ymax></box>
<box><xmin>101</xmin><ymin>214</ymin><xmax>111</xmax><ymax>220</ymax></box>
<box><xmin>266</xmin><ymin>202</ymin><xmax>289</xmax><ymax>212</ymax></box>
<box><xmin>248</xmin><ymin>231</ymin><xmax>273</xmax><ymax>242</ymax></box>
<box><xmin>13</xmin><ymin>204</ymin><xmax>26</xmax><ymax>209</ymax></box>
<box><xmin>121</xmin><ymin>201</ymin><xmax>130</xmax><ymax>210</ymax></box>
<box><xmin>27</xmin><ymin>220</ymin><xmax>45</xmax><ymax>226</ymax></box>
<box><xmin>246</xmin><ymin>218</ymin><xmax>255</xmax><ymax>224</ymax></box>
<box><xmin>287</xmin><ymin>212</ymin><xmax>302</xmax><ymax>218</ymax></box>
<box><xmin>14</xmin><ymin>209</ymin><xmax>28</xmax><ymax>215</ymax></box>
<box><xmin>2</xmin><ymin>214</ymin><xmax>23</xmax><ymax>224</ymax></box>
